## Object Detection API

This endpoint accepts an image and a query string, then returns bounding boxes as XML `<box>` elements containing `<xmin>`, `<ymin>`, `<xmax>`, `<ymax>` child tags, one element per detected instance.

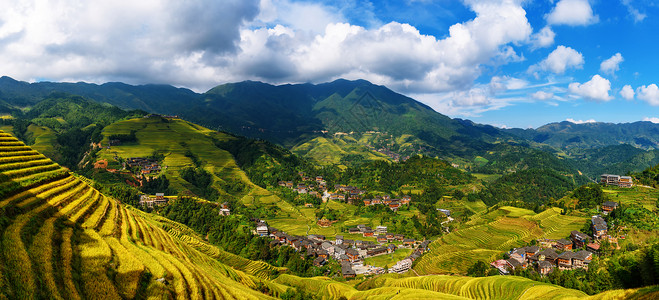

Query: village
<box><xmin>253</xmin><ymin>219</ymin><xmax>430</xmax><ymax>278</ymax></box>
<box><xmin>491</xmin><ymin>199</ymin><xmax>621</xmax><ymax>276</ymax></box>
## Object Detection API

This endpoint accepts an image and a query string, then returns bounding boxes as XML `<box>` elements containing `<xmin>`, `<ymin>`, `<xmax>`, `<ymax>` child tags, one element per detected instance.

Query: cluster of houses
<box><xmin>600</xmin><ymin>174</ymin><xmax>633</xmax><ymax>188</ymax></box>
<box><xmin>254</xmin><ymin>220</ymin><xmax>430</xmax><ymax>277</ymax></box>
<box><xmin>362</xmin><ymin>195</ymin><xmax>412</xmax><ymax>211</ymax></box>
<box><xmin>346</xmin><ymin>224</ymin><xmax>417</xmax><ymax>246</ymax></box>
<box><xmin>126</xmin><ymin>157</ymin><xmax>162</xmax><ymax>175</ymax></box>
<box><xmin>138</xmin><ymin>193</ymin><xmax>168</xmax><ymax>208</ymax></box>
<box><xmin>492</xmin><ymin>206</ymin><xmax>619</xmax><ymax>276</ymax></box>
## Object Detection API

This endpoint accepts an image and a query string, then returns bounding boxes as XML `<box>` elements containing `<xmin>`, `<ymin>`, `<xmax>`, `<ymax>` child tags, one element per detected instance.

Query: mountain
<box><xmin>0</xmin><ymin>76</ymin><xmax>201</xmax><ymax>115</ymax></box>
<box><xmin>507</xmin><ymin>121</ymin><xmax>659</xmax><ymax>150</ymax></box>
<box><xmin>0</xmin><ymin>76</ymin><xmax>511</xmax><ymax>155</ymax></box>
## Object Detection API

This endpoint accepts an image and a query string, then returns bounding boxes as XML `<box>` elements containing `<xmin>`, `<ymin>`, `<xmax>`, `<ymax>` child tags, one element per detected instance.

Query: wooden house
<box><xmin>555</xmin><ymin>239</ymin><xmax>572</xmax><ymax>251</ymax></box>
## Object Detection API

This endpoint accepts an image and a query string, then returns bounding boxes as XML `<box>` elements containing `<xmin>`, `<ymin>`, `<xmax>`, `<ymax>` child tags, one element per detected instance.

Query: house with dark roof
<box><xmin>341</xmin><ymin>262</ymin><xmax>356</xmax><ymax>278</ymax></box>
<box><xmin>536</xmin><ymin>248</ymin><xmax>559</xmax><ymax>264</ymax></box>
<box><xmin>367</xmin><ymin>247</ymin><xmax>388</xmax><ymax>257</ymax></box>
<box><xmin>573</xmin><ymin>250</ymin><xmax>593</xmax><ymax>270</ymax></box>
<box><xmin>571</xmin><ymin>230</ymin><xmax>591</xmax><ymax>249</ymax></box>
<box><xmin>537</xmin><ymin>260</ymin><xmax>555</xmax><ymax>275</ymax></box>
<box><xmin>601</xmin><ymin>201</ymin><xmax>619</xmax><ymax>214</ymax></box>
<box><xmin>591</xmin><ymin>215</ymin><xmax>607</xmax><ymax>239</ymax></box>
<box><xmin>557</xmin><ymin>251</ymin><xmax>575</xmax><ymax>270</ymax></box>
<box><xmin>555</xmin><ymin>239</ymin><xmax>573</xmax><ymax>251</ymax></box>
<box><xmin>313</xmin><ymin>257</ymin><xmax>326</xmax><ymax>267</ymax></box>
<box><xmin>346</xmin><ymin>248</ymin><xmax>360</xmax><ymax>261</ymax></box>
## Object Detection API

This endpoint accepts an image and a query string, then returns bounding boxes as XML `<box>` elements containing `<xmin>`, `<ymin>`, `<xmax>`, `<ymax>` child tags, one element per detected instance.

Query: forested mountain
<box><xmin>0</xmin><ymin>76</ymin><xmax>511</xmax><ymax>152</ymax></box>
<box><xmin>507</xmin><ymin>121</ymin><xmax>659</xmax><ymax>150</ymax></box>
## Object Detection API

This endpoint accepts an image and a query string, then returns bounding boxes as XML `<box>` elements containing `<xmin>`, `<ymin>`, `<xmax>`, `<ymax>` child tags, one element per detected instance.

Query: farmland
<box><xmin>96</xmin><ymin>116</ymin><xmax>287</xmax><ymax>205</ymax></box>
<box><xmin>413</xmin><ymin>206</ymin><xmax>588</xmax><ymax>275</ymax></box>
<box><xmin>0</xmin><ymin>130</ymin><xmax>282</xmax><ymax>299</ymax></box>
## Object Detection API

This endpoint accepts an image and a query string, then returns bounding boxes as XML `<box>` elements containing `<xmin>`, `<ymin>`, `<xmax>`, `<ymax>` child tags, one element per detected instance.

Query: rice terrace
<box><xmin>2</xmin><ymin>0</ymin><xmax>659</xmax><ymax>299</ymax></box>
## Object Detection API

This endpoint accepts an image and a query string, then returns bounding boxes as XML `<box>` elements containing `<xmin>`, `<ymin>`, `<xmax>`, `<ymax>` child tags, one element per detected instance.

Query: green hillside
<box><xmin>94</xmin><ymin>116</ymin><xmax>275</xmax><ymax>202</ymax></box>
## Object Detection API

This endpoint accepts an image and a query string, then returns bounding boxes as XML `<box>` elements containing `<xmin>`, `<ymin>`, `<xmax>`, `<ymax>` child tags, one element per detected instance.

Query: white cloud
<box><xmin>0</xmin><ymin>0</ymin><xmax>533</xmax><ymax>98</ymax></box>
<box><xmin>566</xmin><ymin>118</ymin><xmax>597</xmax><ymax>124</ymax></box>
<box><xmin>568</xmin><ymin>74</ymin><xmax>613</xmax><ymax>101</ymax></box>
<box><xmin>490</xmin><ymin>76</ymin><xmax>528</xmax><ymax>92</ymax></box>
<box><xmin>600</xmin><ymin>53</ymin><xmax>624</xmax><ymax>75</ymax></box>
<box><xmin>620</xmin><ymin>85</ymin><xmax>634</xmax><ymax>100</ymax></box>
<box><xmin>622</xmin><ymin>0</ymin><xmax>647</xmax><ymax>23</ymax></box>
<box><xmin>643</xmin><ymin>117</ymin><xmax>659</xmax><ymax>123</ymax></box>
<box><xmin>531</xmin><ymin>91</ymin><xmax>554</xmax><ymax>100</ymax></box>
<box><xmin>546</xmin><ymin>0</ymin><xmax>599</xmax><ymax>26</ymax></box>
<box><xmin>530</xmin><ymin>26</ymin><xmax>555</xmax><ymax>49</ymax></box>
<box><xmin>637</xmin><ymin>84</ymin><xmax>659</xmax><ymax>106</ymax></box>
<box><xmin>532</xmin><ymin>45</ymin><xmax>584</xmax><ymax>74</ymax></box>
<box><xmin>0</xmin><ymin>0</ymin><xmax>261</xmax><ymax>90</ymax></box>
<box><xmin>255</xmin><ymin>0</ymin><xmax>344</xmax><ymax>34</ymax></box>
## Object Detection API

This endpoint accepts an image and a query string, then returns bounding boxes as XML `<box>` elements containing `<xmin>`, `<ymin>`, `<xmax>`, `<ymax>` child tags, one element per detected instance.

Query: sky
<box><xmin>1</xmin><ymin>0</ymin><xmax>659</xmax><ymax>129</ymax></box>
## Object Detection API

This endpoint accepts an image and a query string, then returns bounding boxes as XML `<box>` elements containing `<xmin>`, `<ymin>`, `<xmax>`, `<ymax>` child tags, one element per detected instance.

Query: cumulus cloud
<box><xmin>566</xmin><ymin>118</ymin><xmax>597</xmax><ymax>124</ymax></box>
<box><xmin>0</xmin><ymin>0</ymin><xmax>260</xmax><ymax>89</ymax></box>
<box><xmin>530</xmin><ymin>26</ymin><xmax>555</xmax><ymax>49</ymax></box>
<box><xmin>643</xmin><ymin>117</ymin><xmax>659</xmax><ymax>123</ymax></box>
<box><xmin>568</xmin><ymin>74</ymin><xmax>613</xmax><ymax>101</ymax></box>
<box><xmin>620</xmin><ymin>85</ymin><xmax>634</xmax><ymax>100</ymax></box>
<box><xmin>600</xmin><ymin>53</ymin><xmax>624</xmax><ymax>75</ymax></box>
<box><xmin>235</xmin><ymin>0</ymin><xmax>533</xmax><ymax>95</ymax></box>
<box><xmin>531</xmin><ymin>91</ymin><xmax>554</xmax><ymax>100</ymax></box>
<box><xmin>637</xmin><ymin>84</ymin><xmax>659</xmax><ymax>105</ymax></box>
<box><xmin>546</xmin><ymin>0</ymin><xmax>599</xmax><ymax>26</ymax></box>
<box><xmin>532</xmin><ymin>45</ymin><xmax>584</xmax><ymax>74</ymax></box>
<box><xmin>0</xmin><ymin>0</ymin><xmax>533</xmax><ymax>98</ymax></box>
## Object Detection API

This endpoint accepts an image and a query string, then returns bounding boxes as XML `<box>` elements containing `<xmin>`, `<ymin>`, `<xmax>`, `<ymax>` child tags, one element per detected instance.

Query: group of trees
<box><xmin>510</xmin><ymin>242</ymin><xmax>659</xmax><ymax>295</ymax></box>
<box><xmin>180</xmin><ymin>166</ymin><xmax>219</xmax><ymax>200</ymax></box>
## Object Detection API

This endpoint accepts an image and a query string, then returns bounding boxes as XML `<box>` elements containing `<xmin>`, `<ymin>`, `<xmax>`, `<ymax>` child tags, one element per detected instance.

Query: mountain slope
<box><xmin>0</xmin><ymin>76</ymin><xmax>511</xmax><ymax>155</ymax></box>
<box><xmin>0</xmin><ymin>130</ymin><xmax>284</xmax><ymax>299</ymax></box>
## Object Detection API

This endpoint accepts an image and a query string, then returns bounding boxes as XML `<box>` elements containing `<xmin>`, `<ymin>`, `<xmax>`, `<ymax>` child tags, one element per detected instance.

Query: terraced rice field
<box><xmin>275</xmin><ymin>273</ymin><xmax>609</xmax><ymax>300</ymax></box>
<box><xmin>413</xmin><ymin>206</ymin><xmax>586</xmax><ymax>275</ymax></box>
<box><xmin>97</xmin><ymin>117</ymin><xmax>262</xmax><ymax>198</ymax></box>
<box><xmin>528</xmin><ymin>207</ymin><xmax>587</xmax><ymax>239</ymax></box>
<box><xmin>0</xmin><ymin>131</ymin><xmax>280</xmax><ymax>299</ymax></box>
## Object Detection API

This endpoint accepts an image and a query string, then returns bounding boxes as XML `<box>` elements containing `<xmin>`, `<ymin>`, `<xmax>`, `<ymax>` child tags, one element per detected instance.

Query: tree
<box><xmin>466</xmin><ymin>261</ymin><xmax>490</xmax><ymax>277</ymax></box>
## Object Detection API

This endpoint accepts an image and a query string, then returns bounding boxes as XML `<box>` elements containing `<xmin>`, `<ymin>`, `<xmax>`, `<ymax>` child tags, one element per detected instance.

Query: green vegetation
<box><xmin>413</xmin><ymin>206</ymin><xmax>587</xmax><ymax>275</ymax></box>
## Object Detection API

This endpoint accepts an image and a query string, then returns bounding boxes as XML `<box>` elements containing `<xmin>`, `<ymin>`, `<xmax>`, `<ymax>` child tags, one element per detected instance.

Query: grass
<box><xmin>364</xmin><ymin>248</ymin><xmax>413</xmax><ymax>268</ymax></box>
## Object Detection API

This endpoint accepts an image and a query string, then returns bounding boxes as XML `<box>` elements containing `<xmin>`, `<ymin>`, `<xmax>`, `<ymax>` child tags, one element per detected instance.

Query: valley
<box><xmin>0</xmin><ymin>79</ymin><xmax>658</xmax><ymax>299</ymax></box>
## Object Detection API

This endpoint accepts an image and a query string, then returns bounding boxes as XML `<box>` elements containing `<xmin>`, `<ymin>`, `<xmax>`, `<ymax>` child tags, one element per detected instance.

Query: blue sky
<box><xmin>1</xmin><ymin>0</ymin><xmax>659</xmax><ymax>128</ymax></box>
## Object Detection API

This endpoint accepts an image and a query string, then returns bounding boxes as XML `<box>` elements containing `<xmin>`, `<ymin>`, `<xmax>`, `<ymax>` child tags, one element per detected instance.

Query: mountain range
<box><xmin>4</xmin><ymin>75</ymin><xmax>659</xmax><ymax>177</ymax></box>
